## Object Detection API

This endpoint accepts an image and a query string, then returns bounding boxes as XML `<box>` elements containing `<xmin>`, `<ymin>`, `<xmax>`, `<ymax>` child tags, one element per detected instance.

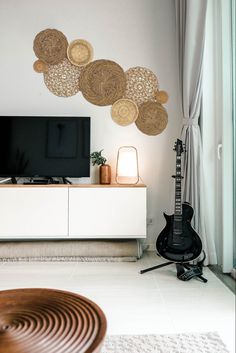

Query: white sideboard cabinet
<box><xmin>0</xmin><ymin>184</ymin><xmax>146</xmax><ymax>239</ymax></box>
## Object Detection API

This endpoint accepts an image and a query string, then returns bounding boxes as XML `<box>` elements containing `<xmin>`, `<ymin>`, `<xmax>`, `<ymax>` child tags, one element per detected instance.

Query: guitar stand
<box><xmin>140</xmin><ymin>253</ymin><xmax>207</xmax><ymax>283</ymax></box>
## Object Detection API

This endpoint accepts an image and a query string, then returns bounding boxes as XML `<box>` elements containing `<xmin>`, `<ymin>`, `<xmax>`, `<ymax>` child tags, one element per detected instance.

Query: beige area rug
<box><xmin>102</xmin><ymin>332</ymin><xmax>229</xmax><ymax>353</ymax></box>
<box><xmin>0</xmin><ymin>256</ymin><xmax>137</xmax><ymax>262</ymax></box>
<box><xmin>0</xmin><ymin>240</ymin><xmax>141</xmax><ymax>261</ymax></box>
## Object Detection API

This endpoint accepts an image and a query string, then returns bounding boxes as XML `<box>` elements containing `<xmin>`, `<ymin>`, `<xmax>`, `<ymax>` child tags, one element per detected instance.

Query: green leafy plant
<box><xmin>90</xmin><ymin>150</ymin><xmax>107</xmax><ymax>166</ymax></box>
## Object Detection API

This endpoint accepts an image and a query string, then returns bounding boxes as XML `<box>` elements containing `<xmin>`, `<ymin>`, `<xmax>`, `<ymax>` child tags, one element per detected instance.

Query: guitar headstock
<box><xmin>173</xmin><ymin>139</ymin><xmax>185</xmax><ymax>155</ymax></box>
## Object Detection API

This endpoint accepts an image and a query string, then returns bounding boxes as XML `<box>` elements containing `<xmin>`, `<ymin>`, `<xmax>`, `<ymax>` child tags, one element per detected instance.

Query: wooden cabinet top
<box><xmin>0</xmin><ymin>183</ymin><xmax>146</xmax><ymax>188</ymax></box>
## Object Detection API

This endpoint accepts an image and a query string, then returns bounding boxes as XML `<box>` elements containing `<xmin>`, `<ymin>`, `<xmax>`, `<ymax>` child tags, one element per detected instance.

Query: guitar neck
<box><xmin>173</xmin><ymin>151</ymin><xmax>183</xmax><ymax>242</ymax></box>
<box><xmin>174</xmin><ymin>153</ymin><xmax>182</xmax><ymax>218</ymax></box>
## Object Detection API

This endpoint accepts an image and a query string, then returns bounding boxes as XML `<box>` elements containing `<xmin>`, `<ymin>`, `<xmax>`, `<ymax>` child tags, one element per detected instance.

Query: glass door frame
<box><xmin>221</xmin><ymin>0</ymin><xmax>234</xmax><ymax>273</ymax></box>
<box><xmin>232</xmin><ymin>0</ymin><xmax>236</xmax><ymax>270</ymax></box>
<box><xmin>202</xmin><ymin>0</ymin><xmax>234</xmax><ymax>272</ymax></box>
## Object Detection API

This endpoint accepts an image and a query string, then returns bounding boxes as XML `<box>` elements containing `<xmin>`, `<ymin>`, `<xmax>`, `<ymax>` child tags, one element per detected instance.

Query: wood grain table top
<box><xmin>0</xmin><ymin>288</ymin><xmax>107</xmax><ymax>353</ymax></box>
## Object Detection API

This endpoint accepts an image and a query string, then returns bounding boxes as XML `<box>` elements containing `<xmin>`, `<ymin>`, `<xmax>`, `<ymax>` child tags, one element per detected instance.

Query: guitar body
<box><xmin>156</xmin><ymin>202</ymin><xmax>202</xmax><ymax>262</ymax></box>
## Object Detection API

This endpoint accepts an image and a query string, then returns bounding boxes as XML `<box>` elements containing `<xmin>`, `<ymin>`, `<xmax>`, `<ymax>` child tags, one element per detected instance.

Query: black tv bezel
<box><xmin>0</xmin><ymin>116</ymin><xmax>91</xmax><ymax>179</ymax></box>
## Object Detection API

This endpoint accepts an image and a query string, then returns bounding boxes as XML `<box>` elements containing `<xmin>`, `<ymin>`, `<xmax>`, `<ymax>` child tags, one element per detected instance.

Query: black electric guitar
<box><xmin>156</xmin><ymin>139</ymin><xmax>202</xmax><ymax>263</ymax></box>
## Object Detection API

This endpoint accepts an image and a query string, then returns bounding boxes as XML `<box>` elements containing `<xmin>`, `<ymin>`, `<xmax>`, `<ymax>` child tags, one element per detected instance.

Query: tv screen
<box><xmin>0</xmin><ymin>117</ymin><xmax>90</xmax><ymax>178</ymax></box>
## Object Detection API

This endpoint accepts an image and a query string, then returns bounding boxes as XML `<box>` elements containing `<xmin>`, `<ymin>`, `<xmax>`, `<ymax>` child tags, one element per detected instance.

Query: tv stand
<box><xmin>0</xmin><ymin>177</ymin><xmax>17</xmax><ymax>184</ymax></box>
<box><xmin>23</xmin><ymin>177</ymin><xmax>59</xmax><ymax>185</ymax></box>
<box><xmin>62</xmin><ymin>177</ymin><xmax>72</xmax><ymax>184</ymax></box>
<box><xmin>11</xmin><ymin>177</ymin><xmax>17</xmax><ymax>184</ymax></box>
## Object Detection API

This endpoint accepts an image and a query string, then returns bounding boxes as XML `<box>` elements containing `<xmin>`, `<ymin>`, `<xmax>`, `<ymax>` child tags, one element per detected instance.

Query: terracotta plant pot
<box><xmin>99</xmin><ymin>164</ymin><xmax>111</xmax><ymax>184</ymax></box>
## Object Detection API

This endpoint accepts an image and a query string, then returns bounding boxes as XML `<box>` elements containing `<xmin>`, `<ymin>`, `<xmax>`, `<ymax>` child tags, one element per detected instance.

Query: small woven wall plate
<box><xmin>154</xmin><ymin>90</ymin><xmax>169</xmax><ymax>104</ymax></box>
<box><xmin>124</xmin><ymin>66</ymin><xmax>159</xmax><ymax>106</ymax></box>
<box><xmin>111</xmin><ymin>98</ymin><xmax>139</xmax><ymax>126</ymax></box>
<box><xmin>44</xmin><ymin>58</ymin><xmax>83</xmax><ymax>97</ymax></box>
<box><xmin>67</xmin><ymin>39</ymin><xmax>93</xmax><ymax>66</ymax></box>
<box><xmin>33</xmin><ymin>28</ymin><xmax>68</xmax><ymax>65</ymax></box>
<box><xmin>79</xmin><ymin>59</ymin><xmax>126</xmax><ymax>106</ymax></box>
<box><xmin>33</xmin><ymin>59</ymin><xmax>48</xmax><ymax>73</ymax></box>
<box><xmin>135</xmin><ymin>101</ymin><xmax>168</xmax><ymax>136</ymax></box>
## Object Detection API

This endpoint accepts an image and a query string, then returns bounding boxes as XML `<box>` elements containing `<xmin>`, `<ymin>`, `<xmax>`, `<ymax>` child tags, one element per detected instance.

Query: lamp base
<box><xmin>116</xmin><ymin>176</ymin><xmax>139</xmax><ymax>185</ymax></box>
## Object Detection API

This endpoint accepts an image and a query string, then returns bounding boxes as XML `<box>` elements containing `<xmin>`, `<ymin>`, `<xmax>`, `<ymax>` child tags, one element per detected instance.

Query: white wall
<box><xmin>0</xmin><ymin>0</ymin><xmax>182</xmax><ymax>248</ymax></box>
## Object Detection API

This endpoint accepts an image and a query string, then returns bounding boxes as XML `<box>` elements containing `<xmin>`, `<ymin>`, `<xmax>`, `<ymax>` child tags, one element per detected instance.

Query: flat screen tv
<box><xmin>0</xmin><ymin>117</ymin><xmax>90</xmax><ymax>178</ymax></box>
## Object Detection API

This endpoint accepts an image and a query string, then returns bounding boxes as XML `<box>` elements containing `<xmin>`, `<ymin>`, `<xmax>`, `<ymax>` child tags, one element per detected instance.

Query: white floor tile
<box><xmin>0</xmin><ymin>252</ymin><xmax>235</xmax><ymax>353</ymax></box>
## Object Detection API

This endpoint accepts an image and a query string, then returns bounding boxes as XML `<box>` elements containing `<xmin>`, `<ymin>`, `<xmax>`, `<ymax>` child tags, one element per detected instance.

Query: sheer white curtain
<box><xmin>175</xmin><ymin>0</ymin><xmax>217</xmax><ymax>264</ymax></box>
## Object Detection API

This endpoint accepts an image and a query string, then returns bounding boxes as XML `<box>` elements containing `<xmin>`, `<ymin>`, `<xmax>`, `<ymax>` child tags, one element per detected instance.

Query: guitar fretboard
<box><xmin>173</xmin><ymin>150</ymin><xmax>183</xmax><ymax>239</ymax></box>
<box><xmin>174</xmin><ymin>155</ymin><xmax>182</xmax><ymax>216</ymax></box>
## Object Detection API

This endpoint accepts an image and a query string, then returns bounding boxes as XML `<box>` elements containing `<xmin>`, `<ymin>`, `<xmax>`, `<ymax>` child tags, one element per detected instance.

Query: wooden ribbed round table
<box><xmin>0</xmin><ymin>288</ymin><xmax>107</xmax><ymax>353</ymax></box>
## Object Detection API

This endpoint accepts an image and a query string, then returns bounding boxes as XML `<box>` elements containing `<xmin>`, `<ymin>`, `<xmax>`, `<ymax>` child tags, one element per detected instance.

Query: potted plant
<box><xmin>90</xmin><ymin>150</ymin><xmax>111</xmax><ymax>184</ymax></box>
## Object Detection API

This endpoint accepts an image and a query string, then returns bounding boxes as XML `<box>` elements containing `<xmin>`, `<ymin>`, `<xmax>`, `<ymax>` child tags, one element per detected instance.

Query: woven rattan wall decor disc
<box><xmin>154</xmin><ymin>90</ymin><xmax>169</xmax><ymax>104</ymax></box>
<box><xmin>44</xmin><ymin>58</ymin><xmax>83</xmax><ymax>97</ymax></box>
<box><xmin>33</xmin><ymin>29</ymin><xmax>68</xmax><ymax>65</ymax></box>
<box><xmin>33</xmin><ymin>60</ymin><xmax>48</xmax><ymax>73</ymax></box>
<box><xmin>67</xmin><ymin>39</ymin><xmax>93</xmax><ymax>66</ymax></box>
<box><xmin>79</xmin><ymin>59</ymin><xmax>126</xmax><ymax>106</ymax></box>
<box><xmin>135</xmin><ymin>101</ymin><xmax>168</xmax><ymax>136</ymax></box>
<box><xmin>123</xmin><ymin>66</ymin><xmax>159</xmax><ymax>106</ymax></box>
<box><xmin>111</xmin><ymin>98</ymin><xmax>139</xmax><ymax>126</ymax></box>
<box><xmin>0</xmin><ymin>288</ymin><xmax>107</xmax><ymax>353</ymax></box>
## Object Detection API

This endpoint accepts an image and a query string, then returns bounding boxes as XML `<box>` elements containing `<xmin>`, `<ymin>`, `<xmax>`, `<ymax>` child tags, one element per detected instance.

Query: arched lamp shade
<box><xmin>116</xmin><ymin>146</ymin><xmax>139</xmax><ymax>184</ymax></box>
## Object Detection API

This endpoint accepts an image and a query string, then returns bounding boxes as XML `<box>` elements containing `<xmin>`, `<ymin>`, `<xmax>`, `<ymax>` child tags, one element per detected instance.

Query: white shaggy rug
<box><xmin>102</xmin><ymin>332</ymin><xmax>229</xmax><ymax>353</ymax></box>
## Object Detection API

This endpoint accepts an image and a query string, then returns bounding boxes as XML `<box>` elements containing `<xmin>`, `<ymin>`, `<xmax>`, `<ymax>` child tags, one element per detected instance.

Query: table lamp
<box><xmin>116</xmin><ymin>146</ymin><xmax>139</xmax><ymax>184</ymax></box>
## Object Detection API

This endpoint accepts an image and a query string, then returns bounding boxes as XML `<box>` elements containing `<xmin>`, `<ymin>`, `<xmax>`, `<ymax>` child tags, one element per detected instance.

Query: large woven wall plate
<box><xmin>33</xmin><ymin>29</ymin><xmax>68</xmax><ymax>65</ymax></box>
<box><xmin>44</xmin><ymin>58</ymin><xmax>83</xmax><ymax>97</ymax></box>
<box><xmin>67</xmin><ymin>39</ymin><xmax>93</xmax><ymax>66</ymax></box>
<box><xmin>135</xmin><ymin>101</ymin><xmax>168</xmax><ymax>136</ymax></box>
<box><xmin>111</xmin><ymin>98</ymin><xmax>139</xmax><ymax>126</ymax></box>
<box><xmin>124</xmin><ymin>66</ymin><xmax>159</xmax><ymax>106</ymax></box>
<box><xmin>0</xmin><ymin>288</ymin><xmax>107</xmax><ymax>353</ymax></box>
<box><xmin>79</xmin><ymin>59</ymin><xmax>126</xmax><ymax>106</ymax></box>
